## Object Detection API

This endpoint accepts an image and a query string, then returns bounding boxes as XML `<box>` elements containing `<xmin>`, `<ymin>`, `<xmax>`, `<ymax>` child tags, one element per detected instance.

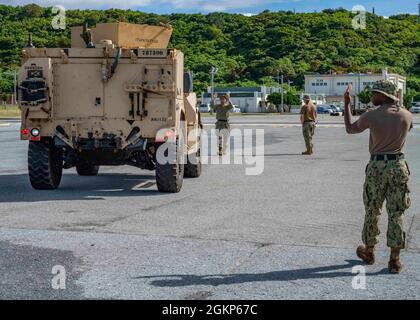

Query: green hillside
<box><xmin>0</xmin><ymin>4</ymin><xmax>419</xmax><ymax>100</ymax></box>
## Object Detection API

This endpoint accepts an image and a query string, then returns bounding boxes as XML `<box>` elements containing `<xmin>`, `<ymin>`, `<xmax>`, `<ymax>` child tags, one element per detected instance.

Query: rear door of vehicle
<box><xmin>54</xmin><ymin>63</ymin><xmax>104</xmax><ymax>119</ymax></box>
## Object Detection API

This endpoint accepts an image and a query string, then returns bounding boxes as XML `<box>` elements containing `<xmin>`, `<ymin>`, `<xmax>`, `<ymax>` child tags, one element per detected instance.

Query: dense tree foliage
<box><xmin>0</xmin><ymin>4</ymin><xmax>419</xmax><ymax>100</ymax></box>
<box><xmin>358</xmin><ymin>86</ymin><xmax>372</xmax><ymax>105</ymax></box>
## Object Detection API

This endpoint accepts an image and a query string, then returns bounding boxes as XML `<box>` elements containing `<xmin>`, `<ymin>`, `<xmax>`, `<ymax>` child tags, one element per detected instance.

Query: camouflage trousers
<box><xmin>363</xmin><ymin>159</ymin><xmax>411</xmax><ymax>249</ymax></box>
<box><xmin>302</xmin><ymin>122</ymin><xmax>315</xmax><ymax>150</ymax></box>
<box><xmin>216</xmin><ymin>121</ymin><xmax>230</xmax><ymax>153</ymax></box>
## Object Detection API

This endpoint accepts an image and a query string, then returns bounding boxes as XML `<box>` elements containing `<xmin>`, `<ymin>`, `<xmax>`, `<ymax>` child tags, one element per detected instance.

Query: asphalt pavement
<box><xmin>0</xmin><ymin>115</ymin><xmax>419</xmax><ymax>299</ymax></box>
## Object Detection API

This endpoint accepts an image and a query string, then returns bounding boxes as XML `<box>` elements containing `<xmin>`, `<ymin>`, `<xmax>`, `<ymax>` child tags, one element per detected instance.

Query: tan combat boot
<box><xmin>356</xmin><ymin>245</ymin><xmax>375</xmax><ymax>265</ymax></box>
<box><xmin>302</xmin><ymin>147</ymin><xmax>313</xmax><ymax>155</ymax></box>
<box><xmin>388</xmin><ymin>248</ymin><xmax>402</xmax><ymax>274</ymax></box>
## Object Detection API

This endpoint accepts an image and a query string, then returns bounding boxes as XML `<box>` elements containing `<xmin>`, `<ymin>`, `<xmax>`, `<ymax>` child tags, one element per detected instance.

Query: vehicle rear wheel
<box><xmin>155</xmin><ymin>137</ymin><xmax>185</xmax><ymax>193</ymax></box>
<box><xmin>28</xmin><ymin>140</ymin><xmax>63</xmax><ymax>190</ymax></box>
<box><xmin>184</xmin><ymin>137</ymin><xmax>202</xmax><ymax>178</ymax></box>
<box><xmin>76</xmin><ymin>162</ymin><xmax>99</xmax><ymax>176</ymax></box>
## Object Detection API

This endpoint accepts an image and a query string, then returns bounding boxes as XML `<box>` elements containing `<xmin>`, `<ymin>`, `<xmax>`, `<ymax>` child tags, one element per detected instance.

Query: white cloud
<box><xmin>1</xmin><ymin>0</ymin><xmax>152</xmax><ymax>9</ymax></box>
<box><xmin>167</xmin><ymin>0</ymin><xmax>276</xmax><ymax>11</ymax></box>
<box><xmin>1</xmin><ymin>0</ymin><xmax>302</xmax><ymax>11</ymax></box>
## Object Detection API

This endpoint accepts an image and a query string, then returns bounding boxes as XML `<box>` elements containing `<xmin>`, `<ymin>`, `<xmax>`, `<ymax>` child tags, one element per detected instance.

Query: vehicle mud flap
<box><xmin>184</xmin><ymin>136</ymin><xmax>202</xmax><ymax>178</ymax></box>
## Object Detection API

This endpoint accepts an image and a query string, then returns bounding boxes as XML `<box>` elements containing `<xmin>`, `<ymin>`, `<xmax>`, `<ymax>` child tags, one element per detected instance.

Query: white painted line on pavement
<box><xmin>132</xmin><ymin>181</ymin><xmax>156</xmax><ymax>190</ymax></box>
<box><xmin>203</xmin><ymin>123</ymin><xmax>345</xmax><ymax>128</ymax></box>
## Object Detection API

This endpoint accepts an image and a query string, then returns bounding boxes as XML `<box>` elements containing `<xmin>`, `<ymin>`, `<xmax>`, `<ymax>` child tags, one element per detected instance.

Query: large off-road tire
<box><xmin>28</xmin><ymin>140</ymin><xmax>63</xmax><ymax>190</ymax></box>
<box><xmin>155</xmin><ymin>138</ymin><xmax>185</xmax><ymax>193</ymax></box>
<box><xmin>76</xmin><ymin>162</ymin><xmax>100</xmax><ymax>176</ymax></box>
<box><xmin>184</xmin><ymin>137</ymin><xmax>202</xmax><ymax>178</ymax></box>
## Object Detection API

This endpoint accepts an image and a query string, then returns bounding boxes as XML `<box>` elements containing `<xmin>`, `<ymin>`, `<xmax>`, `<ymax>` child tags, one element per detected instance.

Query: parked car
<box><xmin>316</xmin><ymin>105</ymin><xmax>334</xmax><ymax>114</ymax></box>
<box><xmin>329</xmin><ymin>105</ymin><xmax>343</xmax><ymax>116</ymax></box>
<box><xmin>231</xmin><ymin>104</ymin><xmax>241</xmax><ymax>113</ymax></box>
<box><xmin>199</xmin><ymin>103</ymin><xmax>211</xmax><ymax>113</ymax></box>
<box><xmin>411</xmin><ymin>103</ymin><xmax>420</xmax><ymax>114</ymax></box>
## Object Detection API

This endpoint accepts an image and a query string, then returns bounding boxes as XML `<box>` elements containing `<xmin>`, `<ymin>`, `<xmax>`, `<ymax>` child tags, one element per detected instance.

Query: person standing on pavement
<box><xmin>212</xmin><ymin>93</ymin><xmax>233</xmax><ymax>156</ymax></box>
<box><xmin>300</xmin><ymin>95</ymin><xmax>317</xmax><ymax>155</ymax></box>
<box><xmin>344</xmin><ymin>80</ymin><xmax>413</xmax><ymax>274</ymax></box>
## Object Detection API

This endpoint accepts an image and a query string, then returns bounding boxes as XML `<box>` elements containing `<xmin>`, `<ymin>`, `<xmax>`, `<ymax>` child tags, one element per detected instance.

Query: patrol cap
<box><xmin>371</xmin><ymin>80</ymin><xmax>399</xmax><ymax>102</ymax></box>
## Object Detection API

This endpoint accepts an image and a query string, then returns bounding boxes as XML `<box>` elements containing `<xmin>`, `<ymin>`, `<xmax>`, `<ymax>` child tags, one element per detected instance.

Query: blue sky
<box><xmin>1</xmin><ymin>0</ymin><xmax>419</xmax><ymax>16</ymax></box>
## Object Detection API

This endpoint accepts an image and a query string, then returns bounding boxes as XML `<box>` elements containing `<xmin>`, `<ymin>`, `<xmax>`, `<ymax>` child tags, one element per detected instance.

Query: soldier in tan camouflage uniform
<box><xmin>300</xmin><ymin>95</ymin><xmax>317</xmax><ymax>155</ymax></box>
<box><xmin>212</xmin><ymin>93</ymin><xmax>233</xmax><ymax>156</ymax></box>
<box><xmin>344</xmin><ymin>80</ymin><xmax>413</xmax><ymax>274</ymax></box>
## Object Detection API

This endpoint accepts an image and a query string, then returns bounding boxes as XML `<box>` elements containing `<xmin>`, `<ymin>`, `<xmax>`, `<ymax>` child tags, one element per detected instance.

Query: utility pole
<box><xmin>13</xmin><ymin>70</ymin><xmax>17</xmax><ymax>105</ymax></box>
<box><xmin>210</xmin><ymin>66</ymin><xmax>218</xmax><ymax>115</ymax></box>
<box><xmin>358</xmin><ymin>73</ymin><xmax>361</xmax><ymax>110</ymax></box>
<box><xmin>286</xmin><ymin>80</ymin><xmax>293</xmax><ymax>112</ymax></box>
<box><xmin>275</xmin><ymin>70</ymin><xmax>280</xmax><ymax>86</ymax></box>
<box><xmin>281</xmin><ymin>74</ymin><xmax>284</xmax><ymax>112</ymax></box>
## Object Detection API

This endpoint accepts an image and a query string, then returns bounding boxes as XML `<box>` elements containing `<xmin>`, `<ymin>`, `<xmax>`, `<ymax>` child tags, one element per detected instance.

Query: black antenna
<box><xmin>27</xmin><ymin>33</ymin><xmax>35</xmax><ymax>48</ymax></box>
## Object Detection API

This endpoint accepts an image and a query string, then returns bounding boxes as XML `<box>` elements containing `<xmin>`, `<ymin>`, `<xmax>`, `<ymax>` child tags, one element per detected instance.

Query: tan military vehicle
<box><xmin>18</xmin><ymin>22</ymin><xmax>202</xmax><ymax>193</ymax></box>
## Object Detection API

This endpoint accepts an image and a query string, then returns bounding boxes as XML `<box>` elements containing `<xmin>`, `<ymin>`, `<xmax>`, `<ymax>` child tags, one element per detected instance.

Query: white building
<box><xmin>304</xmin><ymin>69</ymin><xmax>406</xmax><ymax>107</ymax></box>
<box><xmin>201</xmin><ymin>86</ymin><xmax>281</xmax><ymax>113</ymax></box>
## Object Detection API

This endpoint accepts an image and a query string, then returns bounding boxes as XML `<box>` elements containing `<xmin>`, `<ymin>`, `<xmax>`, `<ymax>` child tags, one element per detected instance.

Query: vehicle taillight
<box><xmin>30</xmin><ymin>128</ymin><xmax>41</xmax><ymax>141</ymax></box>
<box><xmin>30</xmin><ymin>128</ymin><xmax>40</xmax><ymax>137</ymax></box>
<box><xmin>165</xmin><ymin>130</ymin><xmax>174</xmax><ymax>138</ymax></box>
<box><xmin>156</xmin><ymin>129</ymin><xmax>175</xmax><ymax>143</ymax></box>
<box><xmin>21</xmin><ymin>128</ymin><xmax>29</xmax><ymax>136</ymax></box>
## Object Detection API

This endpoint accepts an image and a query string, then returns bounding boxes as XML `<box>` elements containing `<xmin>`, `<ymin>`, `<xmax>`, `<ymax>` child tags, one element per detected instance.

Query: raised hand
<box><xmin>344</xmin><ymin>84</ymin><xmax>352</xmax><ymax>106</ymax></box>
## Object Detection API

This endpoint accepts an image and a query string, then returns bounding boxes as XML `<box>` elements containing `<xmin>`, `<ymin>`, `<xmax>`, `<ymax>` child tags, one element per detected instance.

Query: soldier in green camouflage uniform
<box><xmin>212</xmin><ymin>94</ymin><xmax>233</xmax><ymax>156</ymax></box>
<box><xmin>344</xmin><ymin>80</ymin><xmax>413</xmax><ymax>274</ymax></box>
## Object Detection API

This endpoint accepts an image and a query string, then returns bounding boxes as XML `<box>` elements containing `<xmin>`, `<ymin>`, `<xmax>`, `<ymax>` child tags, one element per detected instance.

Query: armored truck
<box><xmin>18</xmin><ymin>22</ymin><xmax>202</xmax><ymax>193</ymax></box>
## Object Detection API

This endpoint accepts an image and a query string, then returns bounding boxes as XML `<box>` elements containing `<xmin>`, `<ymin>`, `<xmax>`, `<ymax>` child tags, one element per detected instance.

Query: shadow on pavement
<box><xmin>0</xmin><ymin>173</ymin><xmax>162</xmax><ymax>203</ymax></box>
<box><xmin>135</xmin><ymin>260</ymin><xmax>389</xmax><ymax>287</ymax></box>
